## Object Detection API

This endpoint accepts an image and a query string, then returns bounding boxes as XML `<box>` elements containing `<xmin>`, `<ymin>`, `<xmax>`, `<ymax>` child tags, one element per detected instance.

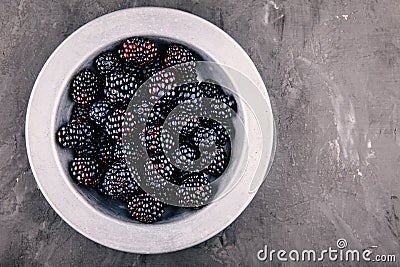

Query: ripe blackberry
<box><xmin>143</xmin><ymin>158</ymin><xmax>174</xmax><ymax>200</ymax></box>
<box><xmin>94</xmin><ymin>51</ymin><xmax>122</xmax><ymax>75</ymax></box>
<box><xmin>210</xmin><ymin>94</ymin><xmax>237</xmax><ymax>119</ymax></box>
<box><xmin>128</xmin><ymin>100</ymin><xmax>155</xmax><ymax>125</ymax></box>
<box><xmin>192</xmin><ymin>118</ymin><xmax>230</xmax><ymax>147</ymax></box>
<box><xmin>114</xmin><ymin>141</ymin><xmax>145</xmax><ymax>162</ymax></box>
<box><xmin>105</xmin><ymin>108</ymin><xmax>125</xmax><ymax>141</ymax></box>
<box><xmin>70</xmin><ymin>69</ymin><xmax>101</xmax><ymax>105</ymax></box>
<box><xmin>174</xmin><ymin>83</ymin><xmax>204</xmax><ymax>112</ymax></box>
<box><xmin>98</xmin><ymin>140</ymin><xmax>115</xmax><ymax>165</ymax></box>
<box><xmin>69</xmin><ymin>156</ymin><xmax>101</xmax><ymax>187</ymax></box>
<box><xmin>146</xmin><ymin>70</ymin><xmax>176</xmax><ymax>102</ymax></box>
<box><xmin>57</xmin><ymin>120</ymin><xmax>94</xmax><ymax>149</ymax></box>
<box><xmin>151</xmin><ymin>98</ymin><xmax>177</xmax><ymax>121</ymax></box>
<box><xmin>169</xmin><ymin>143</ymin><xmax>200</xmax><ymax>171</ymax></box>
<box><xmin>164</xmin><ymin>44</ymin><xmax>197</xmax><ymax>67</ymax></box>
<box><xmin>118</xmin><ymin>37</ymin><xmax>158</xmax><ymax>66</ymax></box>
<box><xmin>164</xmin><ymin>44</ymin><xmax>198</xmax><ymax>83</ymax></box>
<box><xmin>104</xmin><ymin>71</ymin><xmax>141</xmax><ymax>106</ymax></box>
<box><xmin>93</xmin><ymin>129</ymin><xmax>111</xmax><ymax>144</ymax></box>
<box><xmin>73</xmin><ymin>139</ymin><xmax>99</xmax><ymax>157</ymax></box>
<box><xmin>89</xmin><ymin>100</ymin><xmax>114</xmax><ymax>126</ymax></box>
<box><xmin>149</xmin><ymin>154</ymin><xmax>177</xmax><ymax>182</ymax></box>
<box><xmin>202</xmin><ymin>146</ymin><xmax>229</xmax><ymax>177</ymax></box>
<box><xmin>123</xmin><ymin>64</ymin><xmax>142</xmax><ymax>79</ymax></box>
<box><xmin>144</xmin><ymin>125</ymin><xmax>176</xmax><ymax>157</ymax></box>
<box><xmin>70</xmin><ymin>104</ymin><xmax>91</xmax><ymax>124</ymax></box>
<box><xmin>177</xmin><ymin>173</ymin><xmax>212</xmax><ymax>208</ymax></box>
<box><xmin>141</xmin><ymin>57</ymin><xmax>164</xmax><ymax>79</ymax></box>
<box><xmin>198</xmin><ymin>81</ymin><xmax>226</xmax><ymax>98</ymax></box>
<box><xmin>101</xmin><ymin>161</ymin><xmax>141</xmax><ymax>201</ymax></box>
<box><xmin>179</xmin><ymin>143</ymin><xmax>200</xmax><ymax>161</ymax></box>
<box><xmin>146</xmin><ymin>106</ymin><xmax>166</xmax><ymax>126</ymax></box>
<box><xmin>127</xmin><ymin>193</ymin><xmax>164</xmax><ymax>224</ymax></box>
<box><xmin>166</xmin><ymin>112</ymin><xmax>200</xmax><ymax>136</ymax></box>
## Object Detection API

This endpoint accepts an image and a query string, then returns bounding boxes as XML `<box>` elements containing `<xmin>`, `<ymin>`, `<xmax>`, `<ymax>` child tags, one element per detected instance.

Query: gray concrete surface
<box><xmin>1</xmin><ymin>0</ymin><xmax>400</xmax><ymax>266</ymax></box>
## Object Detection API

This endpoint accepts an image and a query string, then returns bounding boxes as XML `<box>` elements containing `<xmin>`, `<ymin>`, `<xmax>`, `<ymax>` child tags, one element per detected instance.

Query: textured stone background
<box><xmin>1</xmin><ymin>0</ymin><xmax>400</xmax><ymax>266</ymax></box>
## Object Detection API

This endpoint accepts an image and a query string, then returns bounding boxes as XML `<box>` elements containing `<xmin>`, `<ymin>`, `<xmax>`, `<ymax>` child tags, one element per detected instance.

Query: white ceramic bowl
<box><xmin>25</xmin><ymin>7</ymin><xmax>275</xmax><ymax>253</ymax></box>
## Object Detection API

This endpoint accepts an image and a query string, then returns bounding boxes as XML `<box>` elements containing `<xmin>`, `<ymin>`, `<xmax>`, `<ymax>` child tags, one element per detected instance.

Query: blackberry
<box><xmin>187</xmin><ymin>118</ymin><xmax>230</xmax><ymax>147</ymax></box>
<box><xmin>69</xmin><ymin>156</ymin><xmax>101</xmax><ymax>187</ymax></box>
<box><xmin>149</xmin><ymin>154</ymin><xmax>177</xmax><ymax>182</ymax></box>
<box><xmin>89</xmin><ymin>100</ymin><xmax>114</xmax><ymax>126</ymax></box>
<box><xmin>144</xmin><ymin>125</ymin><xmax>176</xmax><ymax>157</ymax></box>
<box><xmin>202</xmin><ymin>146</ymin><xmax>229</xmax><ymax>177</ymax></box>
<box><xmin>146</xmin><ymin>105</ymin><xmax>166</xmax><ymax>126</ymax></box>
<box><xmin>179</xmin><ymin>143</ymin><xmax>200</xmax><ymax>161</ymax></box>
<box><xmin>98</xmin><ymin>140</ymin><xmax>116</xmax><ymax>165</ymax></box>
<box><xmin>57</xmin><ymin>120</ymin><xmax>94</xmax><ymax>149</ymax></box>
<box><xmin>175</xmin><ymin>83</ymin><xmax>204</xmax><ymax>112</ymax></box>
<box><xmin>143</xmin><ymin>158</ymin><xmax>173</xmax><ymax>200</ymax></box>
<box><xmin>101</xmin><ymin>161</ymin><xmax>141</xmax><ymax>201</ymax></box>
<box><xmin>164</xmin><ymin>44</ymin><xmax>198</xmax><ymax>83</ymax></box>
<box><xmin>169</xmin><ymin>143</ymin><xmax>200</xmax><ymax>171</ymax></box>
<box><xmin>127</xmin><ymin>193</ymin><xmax>164</xmax><ymax>224</ymax></box>
<box><xmin>210</xmin><ymin>94</ymin><xmax>237</xmax><ymax>119</ymax></box>
<box><xmin>94</xmin><ymin>51</ymin><xmax>122</xmax><ymax>75</ymax></box>
<box><xmin>70</xmin><ymin>69</ymin><xmax>101</xmax><ymax>105</ymax></box>
<box><xmin>73</xmin><ymin>139</ymin><xmax>99</xmax><ymax>157</ymax></box>
<box><xmin>147</xmin><ymin>70</ymin><xmax>176</xmax><ymax>101</ymax></box>
<box><xmin>206</xmin><ymin>119</ymin><xmax>230</xmax><ymax>145</ymax></box>
<box><xmin>94</xmin><ymin>129</ymin><xmax>111</xmax><ymax>144</ymax></box>
<box><xmin>166</xmin><ymin>112</ymin><xmax>200</xmax><ymax>135</ymax></box>
<box><xmin>114</xmin><ymin>141</ymin><xmax>145</xmax><ymax>162</ymax></box>
<box><xmin>141</xmin><ymin>57</ymin><xmax>164</xmax><ymax>79</ymax></box>
<box><xmin>118</xmin><ymin>37</ymin><xmax>158</xmax><ymax>66</ymax></box>
<box><xmin>177</xmin><ymin>173</ymin><xmax>212</xmax><ymax>208</ymax></box>
<box><xmin>123</xmin><ymin>64</ymin><xmax>143</xmax><ymax>79</ymax></box>
<box><xmin>198</xmin><ymin>81</ymin><xmax>226</xmax><ymax>98</ymax></box>
<box><xmin>151</xmin><ymin>99</ymin><xmax>176</xmax><ymax>121</ymax></box>
<box><xmin>104</xmin><ymin>71</ymin><xmax>141</xmax><ymax>106</ymax></box>
<box><xmin>105</xmin><ymin>108</ymin><xmax>125</xmax><ymax>141</ymax></box>
<box><xmin>164</xmin><ymin>44</ymin><xmax>197</xmax><ymax>67</ymax></box>
<box><xmin>70</xmin><ymin>104</ymin><xmax>91</xmax><ymax>124</ymax></box>
<box><xmin>128</xmin><ymin>100</ymin><xmax>155</xmax><ymax>125</ymax></box>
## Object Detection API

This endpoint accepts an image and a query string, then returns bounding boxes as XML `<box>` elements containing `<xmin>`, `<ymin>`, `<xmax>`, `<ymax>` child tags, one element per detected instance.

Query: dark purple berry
<box><xmin>57</xmin><ymin>120</ymin><xmax>94</xmax><ymax>149</ymax></box>
<box><xmin>71</xmin><ymin>104</ymin><xmax>91</xmax><ymax>124</ymax></box>
<box><xmin>177</xmin><ymin>173</ymin><xmax>212</xmax><ymax>208</ymax></box>
<box><xmin>118</xmin><ymin>37</ymin><xmax>158</xmax><ymax>66</ymax></box>
<box><xmin>101</xmin><ymin>161</ymin><xmax>141</xmax><ymax>201</ymax></box>
<box><xmin>95</xmin><ymin>51</ymin><xmax>122</xmax><ymax>75</ymax></box>
<box><xmin>69</xmin><ymin>156</ymin><xmax>101</xmax><ymax>187</ymax></box>
<box><xmin>127</xmin><ymin>193</ymin><xmax>164</xmax><ymax>223</ymax></box>
<box><xmin>104</xmin><ymin>71</ymin><xmax>141</xmax><ymax>106</ymax></box>
<box><xmin>70</xmin><ymin>69</ymin><xmax>101</xmax><ymax>105</ymax></box>
<box><xmin>202</xmin><ymin>146</ymin><xmax>229</xmax><ymax>177</ymax></box>
<box><xmin>89</xmin><ymin>100</ymin><xmax>114</xmax><ymax>126</ymax></box>
<box><xmin>105</xmin><ymin>108</ymin><xmax>125</xmax><ymax>141</ymax></box>
<box><xmin>164</xmin><ymin>44</ymin><xmax>197</xmax><ymax>67</ymax></box>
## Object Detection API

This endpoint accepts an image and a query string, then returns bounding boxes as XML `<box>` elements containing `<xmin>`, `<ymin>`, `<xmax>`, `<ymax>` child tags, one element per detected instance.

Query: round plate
<box><xmin>25</xmin><ymin>7</ymin><xmax>275</xmax><ymax>253</ymax></box>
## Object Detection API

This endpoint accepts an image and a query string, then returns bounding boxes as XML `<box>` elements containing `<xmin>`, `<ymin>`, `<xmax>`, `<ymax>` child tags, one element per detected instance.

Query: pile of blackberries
<box><xmin>56</xmin><ymin>37</ymin><xmax>237</xmax><ymax>223</ymax></box>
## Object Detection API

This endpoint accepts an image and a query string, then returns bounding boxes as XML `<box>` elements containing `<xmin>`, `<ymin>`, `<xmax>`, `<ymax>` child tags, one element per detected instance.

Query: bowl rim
<box><xmin>25</xmin><ymin>7</ymin><xmax>276</xmax><ymax>254</ymax></box>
